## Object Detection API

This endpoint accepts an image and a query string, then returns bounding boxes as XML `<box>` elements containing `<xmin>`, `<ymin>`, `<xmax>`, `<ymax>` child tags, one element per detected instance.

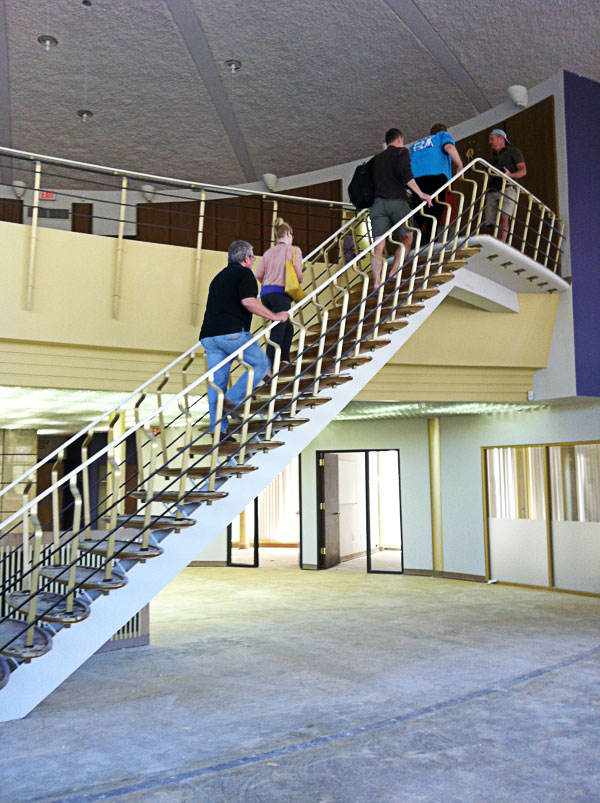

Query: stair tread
<box><xmin>130</xmin><ymin>489</ymin><xmax>228</xmax><ymax>503</ymax></box>
<box><xmin>189</xmin><ymin>440</ymin><xmax>284</xmax><ymax>455</ymax></box>
<box><xmin>39</xmin><ymin>564</ymin><xmax>128</xmax><ymax>590</ymax></box>
<box><xmin>160</xmin><ymin>465</ymin><xmax>257</xmax><ymax>478</ymax></box>
<box><xmin>6</xmin><ymin>591</ymin><xmax>90</xmax><ymax>625</ymax></box>
<box><xmin>108</xmin><ymin>513</ymin><xmax>196</xmax><ymax>529</ymax></box>
<box><xmin>0</xmin><ymin>620</ymin><xmax>53</xmax><ymax>661</ymax></box>
<box><xmin>78</xmin><ymin>538</ymin><xmax>164</xmax><ymax>560</ymax></box>
<box><xmin>246</xmin><ymin>417</ymin><xmax>310</xmax><ymax>432</ymax></box>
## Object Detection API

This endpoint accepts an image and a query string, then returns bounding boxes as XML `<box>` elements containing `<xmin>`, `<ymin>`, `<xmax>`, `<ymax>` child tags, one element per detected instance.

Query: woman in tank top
<box><xmin>254</xmin><ymin>217</ymin><xmax>303</xmax><ymax>368</ymax></box>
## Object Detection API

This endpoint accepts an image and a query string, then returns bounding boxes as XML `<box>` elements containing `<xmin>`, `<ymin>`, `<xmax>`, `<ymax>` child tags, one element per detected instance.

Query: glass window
<box><xmin>486</xmin><ymin>446</ymin><xmax>545</xmax><ymax>520</ymax></box>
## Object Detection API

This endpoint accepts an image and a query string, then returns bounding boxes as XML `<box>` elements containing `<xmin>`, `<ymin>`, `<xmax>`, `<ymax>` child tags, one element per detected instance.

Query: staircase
<box><xmin>0</xmin><ymin>158</ymin><xmax>567</xmax><ymax>720</ymax></box>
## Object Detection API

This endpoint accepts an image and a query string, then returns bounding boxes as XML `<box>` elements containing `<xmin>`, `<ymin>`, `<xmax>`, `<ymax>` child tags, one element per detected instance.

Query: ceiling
<box><xmin>1</xmin><ymin>0</ymin><xmax>598</xmax><ymax>187</ymax></box>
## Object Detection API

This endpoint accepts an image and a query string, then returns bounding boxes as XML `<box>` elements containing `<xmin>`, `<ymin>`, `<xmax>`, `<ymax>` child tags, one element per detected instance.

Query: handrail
<box><xmin>0</xmin><ymin>145</ymin><xmax>354</xmax><ymax>209</ymax></box>
<box><xmin>0</xmin><ymin>157</ymin><xmax>565</xmax><ymax>528</ymax></box>
<box><xmin>0</xmin><ymin>213</ymin><xmax>364</xmax><ymax>507</ymax></box>
<box><xmin>0</xmin><ymin>155</ymin><xmax>567</xmax><ymax>661</ymax></box>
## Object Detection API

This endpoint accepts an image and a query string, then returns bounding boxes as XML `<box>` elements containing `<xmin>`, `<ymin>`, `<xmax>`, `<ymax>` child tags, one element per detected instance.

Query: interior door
<box><xmin>71</xmin><ymin>202</ymin><xmax>93</xmax><ymax>233</ymax></box>
<box><xmin>321</xmin><ymin>452</ymin><xmax>341</xmax><ymax>568</ymax></box>
<box><xmin>227</xmin><ymin>497</ymin><xmax>259</xmax><ymax>567</ymax></box>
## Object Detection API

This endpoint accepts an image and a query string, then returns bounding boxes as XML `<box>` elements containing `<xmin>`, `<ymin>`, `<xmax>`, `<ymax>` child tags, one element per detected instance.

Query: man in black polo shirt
<box><xmin>370</xmin><ymin>127</ymin><xmax>432</xmax><ymax>288</ymax></box>
<box><xmin>200</xmin><ymin>240</ymin><xmax>289</xmax><ymax>438</ymax></box>
<box><xmin>484</xmin><ymin>128</ymin><xmax>527</xmax><ymax>243</ymax></box>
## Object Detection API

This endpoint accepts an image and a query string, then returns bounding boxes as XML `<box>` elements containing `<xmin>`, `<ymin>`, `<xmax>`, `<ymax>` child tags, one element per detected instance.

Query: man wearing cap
<box><xmin>484</xmin><ymin>129</ymin><xmax>527</xmax><ymax>243</ymax></box>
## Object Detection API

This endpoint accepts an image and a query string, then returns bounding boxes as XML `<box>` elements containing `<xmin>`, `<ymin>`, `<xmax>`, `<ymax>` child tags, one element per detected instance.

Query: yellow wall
<box><xmin>0</xmin><ymin>221</ymin><xmax>225</xmax><ymax>390</ymax></box>
<box><xmin>0</xmin><ymin>222</ymin><xmax>559</xmax><ymax>400</ymax></box>
<box><xmin>359</xmin><ymin>295</ymin><xmax>559</xmax><ymax>402</ymax></box>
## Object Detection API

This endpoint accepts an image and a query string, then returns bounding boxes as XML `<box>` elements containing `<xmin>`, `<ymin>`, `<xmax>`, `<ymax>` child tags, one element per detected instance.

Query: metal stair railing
<box><xmin>0</xmin><ymin>145</ymin><xmax>352</xmax><ymax>321</ymax></box>
<box><xmin>0</xmin><ymin>158</ymin><xmax>565</xmax><ymax>673</ymax></box>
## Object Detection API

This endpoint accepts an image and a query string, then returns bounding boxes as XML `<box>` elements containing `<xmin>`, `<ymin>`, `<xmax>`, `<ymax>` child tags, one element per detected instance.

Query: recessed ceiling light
<box><xmin>224</xmin><ymin>59</ymin><xmax>242</xmax><ymax>74</ymax></box>
<box><xmin>37</xmin><ymin>34</ymin><xmax>58</xmax><ymax>50</ymax></box>
<box><xmin>77</xmin><ymin>109</ymin><xmax>94</xmax><ymax>122</ymax></box>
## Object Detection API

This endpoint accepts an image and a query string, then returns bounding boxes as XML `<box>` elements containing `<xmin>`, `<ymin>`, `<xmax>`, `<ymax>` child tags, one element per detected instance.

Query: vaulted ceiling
<box><xmin>1</xmin><ymin>0</ymin><xmax>598</xmax><ymax>185</ymax></box>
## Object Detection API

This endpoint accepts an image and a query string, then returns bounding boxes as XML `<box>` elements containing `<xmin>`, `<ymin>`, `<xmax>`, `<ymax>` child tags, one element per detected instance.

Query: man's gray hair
<box><xmin>228</xmin><ymin>240</ymin><xmax>253</xmax><ymax>263</ymax></box>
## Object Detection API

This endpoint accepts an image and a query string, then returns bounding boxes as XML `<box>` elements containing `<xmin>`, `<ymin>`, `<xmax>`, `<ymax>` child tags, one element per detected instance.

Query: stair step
<box><xmin>249</xmin><ymin>396</ymin><xmax>331</xmax><ymax>413</ymax></box>
<box><xmin>438</xmin><ymin>258</ymin><xmax>467</xmax><ymax>271</ymax></box>
<box><xmin>292</xmin><ymin>354</ymin><xmax>372</xmax><ymax>372</ymax></box>
<box><xmin>78</xmin><ymin>538</ymin><xmax>164</xmax><ymax>561</ymax></box>
<box><xmin>39</xmin><ymin>564</ymin><xmax>128</xmax><ymax>592</ymax></box>
<box><xmin>189</xmin><ymin>440</ymin><xmax>284</xmax><ymax>456</ymax></box>
<box><xmin>0</xmin><ymin>656</ymin><xmax>10</xmax><ymax>690</ymax></box>
<box><xmin>160</xmin><ymin>465</ymin><xmax>258</xmax><ymax>478</ymax></box>
<box><xmin>374</xmin><ymin>319</ymin><xmax>410</xmax><ymax>333</ymax></box>
<box><xmin>298</xmin><ymin>336</ymin><xmax>392</xmax><ymax>356</ymax></box>
<box><xmin>107</xmin><ymin>513</ymin><xmax>196</xmax><ymax>530</ymax></box>
<box><xmin>6</xmin><ymin>591</ymin><xmax>91</xmax><ymax>625</ymax></box>
<box><xmin>429</xmin><ymin>272</ymin><xmax>454</xmax><ymax>285</ymax></box>
<box><xmin>0</xmin><ymin>620</ymin><xmax>53</xmax><ymax>661</ymax></box>
<box><xmin>346</xmin><ymin>288</ymin><xmax>434</xmax><ymax>307</ymax></box>
<box><xmin>131</xmin><ymin>489</ymin><xmax>228</xmax><ymax>504</ymax></box>
<box><xmin>245</xmin><ymin>417</ymin><xmax>310</xmax><ymax>434</ymax></box>
<box><xmin>274</xmin><ymin>372</ymin><xmax>352</xmax><ymax>390</ymax></box>
<box><xmin>454</xmin><ymin>246</ymin><xmax>481</xmax><ymax>259</ymax></box>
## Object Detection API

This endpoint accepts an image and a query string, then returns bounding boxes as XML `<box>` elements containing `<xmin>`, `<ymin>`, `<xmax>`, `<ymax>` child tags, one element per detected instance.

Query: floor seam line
<box><xmin>36</xmin><ymin>641</ymin><xmax>600</xmax><ymax>803</ymax></box>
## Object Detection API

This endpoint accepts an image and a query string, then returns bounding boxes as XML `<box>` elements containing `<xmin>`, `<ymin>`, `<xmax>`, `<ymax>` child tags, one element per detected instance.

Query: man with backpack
<box><xmin>369</xmin><ymin>128</ymin><xmax>432</xmax><ymax>288</ymax></box>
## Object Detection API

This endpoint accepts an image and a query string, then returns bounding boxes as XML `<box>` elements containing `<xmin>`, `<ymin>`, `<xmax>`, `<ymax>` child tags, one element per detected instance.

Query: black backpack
<box><xmin>348</xmin><ymin>156</ymin><xmax>375</xmax><ymax>210</ymax></box>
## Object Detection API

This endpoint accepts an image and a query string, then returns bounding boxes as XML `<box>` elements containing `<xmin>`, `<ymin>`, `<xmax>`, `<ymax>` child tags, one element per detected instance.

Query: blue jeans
<box><xmin>201</xmin><ymin>331</ymin><xmax>270</xmax><ymax>432</ymax></box>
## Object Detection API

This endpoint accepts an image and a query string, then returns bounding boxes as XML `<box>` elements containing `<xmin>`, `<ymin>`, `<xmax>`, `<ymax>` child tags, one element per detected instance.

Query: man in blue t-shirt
<box><xmin>409</xmin><ymin>123</ymin><xmax>463</xmax><ymax>242</ymax></box>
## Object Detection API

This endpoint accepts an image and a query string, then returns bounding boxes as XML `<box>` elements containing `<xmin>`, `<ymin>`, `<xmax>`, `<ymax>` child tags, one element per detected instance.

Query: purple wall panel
<box><xmin>564</xmin><ymin>72</ymin><xmax>600</xmax><ymax>396</ymax></box>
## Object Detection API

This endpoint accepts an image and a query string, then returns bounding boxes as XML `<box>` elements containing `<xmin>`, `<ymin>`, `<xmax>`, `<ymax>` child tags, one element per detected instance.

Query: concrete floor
<box><xmin>2</xmin><ymin>562</ymin><xmax>600</xmax><ymax>802</ymax></box>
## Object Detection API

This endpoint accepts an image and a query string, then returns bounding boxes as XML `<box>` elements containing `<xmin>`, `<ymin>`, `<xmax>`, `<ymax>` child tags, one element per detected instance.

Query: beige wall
<box><xmin>1</xmin><ymin>221</ymin><xmax>225</xmax><ymax>390</ymax></box>
<box><xmin>1</xmin><ymin>221</ymin><xmax>558</xmax><ymax>400</ymax></box>
<box><xmin>359</xmin><ymin>295</ymin><xmax>559</xmax><ymax>402</ymax></box>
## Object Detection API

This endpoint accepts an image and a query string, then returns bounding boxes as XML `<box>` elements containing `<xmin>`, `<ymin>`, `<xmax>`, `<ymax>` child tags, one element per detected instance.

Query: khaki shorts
<box><xmin>484</xmin><ymin>185</ymin><xmax>518</xmax><ymax>226</ymax></box>
<box><xmin>370</xmin><ymin>196</ymin><xmax>412</xmax><ymax>239</ymax></box>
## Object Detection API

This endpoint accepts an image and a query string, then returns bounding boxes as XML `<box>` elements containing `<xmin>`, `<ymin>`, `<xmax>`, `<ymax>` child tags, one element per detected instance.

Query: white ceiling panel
<box><xmin>0</xmin><ymin>0</ymin><xmax>598</xmax><ymax>184</ymax></box>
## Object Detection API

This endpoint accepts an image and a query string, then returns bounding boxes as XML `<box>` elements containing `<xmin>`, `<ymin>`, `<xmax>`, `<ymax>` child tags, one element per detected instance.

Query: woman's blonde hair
<box><xmin>273</xmin><ymin>217</ymin><xmax>293</xmax><ymax>242</ymax></box>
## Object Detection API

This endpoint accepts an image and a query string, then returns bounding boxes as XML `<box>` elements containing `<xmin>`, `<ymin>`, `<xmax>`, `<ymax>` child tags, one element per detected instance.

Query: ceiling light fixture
<box><xmin>37</xmin><ymin>34</ymin><xmax>58</xmax><ymax>50</ymax></box>
<box><xmin>11</xmin><ymin>180</ymin><xmax>27</xmax><ymax>199</ymax></box>
<box><xmin>508</xmin><ymin>84</ymin><xmax>528</xmax><ymax>107</ymax></box>
<box><xmin>141</xmin><ymin>183</ymin><xmax>156</xmax><ymax>202</ymax></box>
<box><xmin>224</xmin><ymin>59</ymin><xmax>242</xmax><ymax>74</ymax></box>
<box><xmin>38</xmin><ymin>0</ymin><xmax>58</xmax><ymax>50</ymax></box>
<box><xmin>78</xmin><ymin>0</ymin><xmax>94</xmax><ymax>122</ymax></box>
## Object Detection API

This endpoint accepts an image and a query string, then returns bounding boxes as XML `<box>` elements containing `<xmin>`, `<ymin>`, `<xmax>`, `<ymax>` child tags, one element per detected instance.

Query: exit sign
<box><xmin>40</xmin><ymin>191</ymin><xmax>55</xmax><ymax>200</ymax></box>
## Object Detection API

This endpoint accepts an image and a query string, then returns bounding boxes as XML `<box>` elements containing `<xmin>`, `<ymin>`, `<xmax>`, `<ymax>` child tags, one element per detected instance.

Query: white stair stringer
<box><xmin>0</xmin><ymin>244</ymin><xmax>568</xmax><ymax>721</ymax></box>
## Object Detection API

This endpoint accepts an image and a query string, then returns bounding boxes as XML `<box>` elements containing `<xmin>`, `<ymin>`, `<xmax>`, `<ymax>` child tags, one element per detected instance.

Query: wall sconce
<box><xmin>262</xmin><ymin>173</ymin><xmax>278</xmax><ymax>192</ymax></box>
<box><xmin>508</xmin><ymin>85</ymin><xmax>528</xmax><ymax>107</ymax></box>
<box><xmin>12</xmin><ymin>180</ymin><xmax>26</xmax><ymax>199</ymax></box>
<box><xmin>141</xmin><ymin>183</ymin><xmax>156</xmax><ymax>202</ymax></box>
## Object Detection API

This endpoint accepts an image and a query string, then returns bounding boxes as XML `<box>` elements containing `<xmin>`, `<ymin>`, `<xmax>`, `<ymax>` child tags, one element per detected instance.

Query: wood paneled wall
<box><xmin>136</xmin><ymin>179</ymin><xmax>342</xmax><ymax>256</ymax></box>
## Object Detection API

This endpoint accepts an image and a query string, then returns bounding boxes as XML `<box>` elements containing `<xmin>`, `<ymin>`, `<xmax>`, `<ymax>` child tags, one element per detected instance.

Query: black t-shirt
<box><xmin>489</xmin><ymin>146</ymin><xmax>525</xmax><ymax>191</ymax></box>
<box><xmin>199</xmin><ymin>261</ymin><xmax>258</xmax><ymax>339</ymax></box>
<box><xmin>371</xmin><ymin>146</ymin><xmax>414</xmax><ymax>201</ymax></box>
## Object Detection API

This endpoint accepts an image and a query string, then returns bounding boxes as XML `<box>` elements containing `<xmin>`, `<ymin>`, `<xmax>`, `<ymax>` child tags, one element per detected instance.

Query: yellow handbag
<box><xmin>284</xmin><ymin>247</ymin><xmax>305</xmax><ymax>302</ymax></box>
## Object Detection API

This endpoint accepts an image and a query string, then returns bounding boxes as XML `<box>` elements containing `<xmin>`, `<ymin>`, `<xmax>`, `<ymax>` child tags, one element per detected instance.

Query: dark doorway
<box><xmin>227</xmin><ymin>497</ymin><xmax>259</xmax><ymax>567</ymax></box>
<box><xmin>71</xmin><ymin>202</ymin><xmax>93</xmax><ymax>233</ymax></box>
<box><xmin>317</xmin><ymin>450</ymin><xmax>403</xmax><ymax>573</ymax></box>
<box><xmin>0</xmin><ymin>198</ymin><xmax>23</xmax><ymax>224</ymax></box>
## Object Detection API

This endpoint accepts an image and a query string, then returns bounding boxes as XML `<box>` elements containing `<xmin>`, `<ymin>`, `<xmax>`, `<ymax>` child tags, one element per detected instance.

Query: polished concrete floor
<box><xmin>2</xmin><ymin>557</ymin><xmax>600</xmax><ymax>802</ymax></box>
